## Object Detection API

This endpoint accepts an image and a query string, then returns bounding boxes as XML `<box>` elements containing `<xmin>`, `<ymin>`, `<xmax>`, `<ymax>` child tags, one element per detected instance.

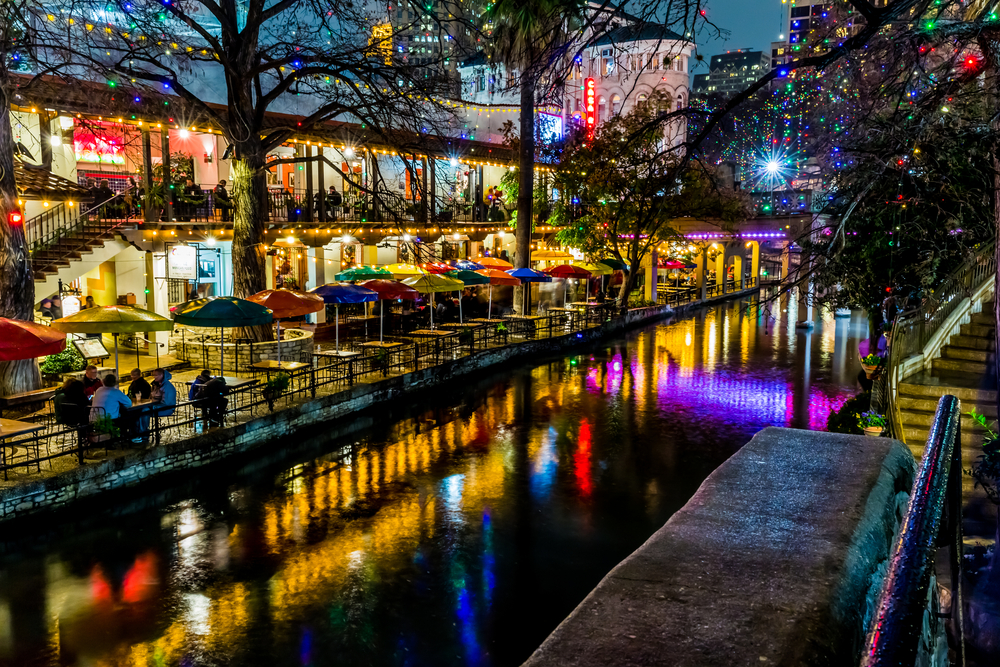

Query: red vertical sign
<box><xmin>585</xmin><ymin>78</ymin><xmax>596</xmax><ymax>139</ymax></box>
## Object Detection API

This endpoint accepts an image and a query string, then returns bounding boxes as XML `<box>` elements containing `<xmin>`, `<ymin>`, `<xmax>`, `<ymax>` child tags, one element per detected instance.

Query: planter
<box><xmin>861</xmin><ymin>362</ymin><xmax>879</xmax><ymax>379</ymax></box>
<box><xmin>863</xmin><ymin>426</ymin><xmax>884</xmax><ymax>438</ymax></box>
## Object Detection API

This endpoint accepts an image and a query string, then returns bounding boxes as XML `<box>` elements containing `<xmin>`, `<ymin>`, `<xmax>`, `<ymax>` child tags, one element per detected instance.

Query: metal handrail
<box><xmin>861</xmin><ymin>394</ymin><xmax>964</xmax><ymax>666</ymax></box>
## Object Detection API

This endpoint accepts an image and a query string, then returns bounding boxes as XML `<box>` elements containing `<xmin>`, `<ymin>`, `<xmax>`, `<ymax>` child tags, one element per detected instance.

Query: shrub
<box><xmin>827</xmin><ymin>392</ymin><xmax>871</xmax><ymax>434</ymax></box>
<box><xmin>40</xmin><ymin>346</ymin><xmax>86</xmax><ymax>374</ymax></box>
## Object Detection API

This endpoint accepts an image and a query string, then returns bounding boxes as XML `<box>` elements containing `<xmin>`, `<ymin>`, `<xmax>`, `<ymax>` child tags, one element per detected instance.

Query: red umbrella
<box><xmin>359</xmin><ymin>280</ymin><xmax>420</xmax><ymax>341</ymax></box>
<box><xmin>248</xmin><ymin>289</ymin><xmax>325</xmax><ymax>363</ymax></box>
<box><xmin>545</xmin><ymin>264</ymin><xmax>592</xmax><ymax>279</ymax></box>
<box><xmin>421</xmin><ymin>262</ymin><xmax>454</xmax><ymax>274</ymax></box>
<box><xmin>0</xmin><ymin>318</ymin><xmax>67</xmax><ymax>361</ymax></box>
<box><xmin>660</xmin><ymin>259</ymin><xmax>686</xmax><ymax>269</ymax></box>
<box><xmin>473</xmin><ymin>269</ymin><xmax>520</xmax><ymax>317</ymax></box>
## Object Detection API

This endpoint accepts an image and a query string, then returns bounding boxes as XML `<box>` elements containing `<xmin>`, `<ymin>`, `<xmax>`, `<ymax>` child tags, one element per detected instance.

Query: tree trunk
<box><xmin>0</xmin><ymin>89</ymin><xmax>41</xmax><ymax>394</ymax></box>
<box><xmin>230</xmin><ymin>155</ymin><xmax>273</xmax><ymax>342</ymax></box>
<box><xmin>514</xmin><ymin>76</ymin><xmax>535</xmax><ymax>314</ymax></box>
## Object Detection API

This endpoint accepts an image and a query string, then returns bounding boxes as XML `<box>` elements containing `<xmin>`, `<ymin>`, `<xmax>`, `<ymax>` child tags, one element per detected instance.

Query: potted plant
<box><xmin>90</xmin><ymin>415</ymin><xmax>120</xmax><ymax>444</ymax></box>
<box><xmin>458</xmin><ymin>327</ymin><xmax>474</xmax><ymax>350</ymax></box>
<box><xmin>495</xmin><ymin>322</ymin><xmax>508</xmax><ymax>343</ymax></box>
<box><xmin>966</xmin><ymin>408</ymin><xmax>1000</xmax><ymax>655</ymax></box>
<box><xmin>39</xmin><ymin>346</ymin><xmax>86</xmax><ymax>382</ymax></box>
<box><xmin>860</xmin><ymin>353</ymin><xmax>882</xmax><ymax>379</ymax></box>
<box><xmin>858</xmin><ymin>411</ymin><xmax>886</xmax><ymax>437</ymax></box>
<box><xmin>262</xmin><ymin>372</ymin><xmax>291</xmax><ymax>410</ymax></box>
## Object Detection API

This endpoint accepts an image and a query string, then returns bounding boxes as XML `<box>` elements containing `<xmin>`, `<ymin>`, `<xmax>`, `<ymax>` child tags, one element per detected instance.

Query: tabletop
<box><xmin>406</xmin><ymin>329</ymin><xmax>457</xmax><ymax>338</ymax></box>
<box><xmin>546</xmin><ymin>307</ymin><xmax>579</xmax><ymax>313</ymax></box>
<box><xmin>249</xmin><ymin>361</ymin><xmax>310</xmax><ymax>372</ymax></box>
<box><xmin>0</xmin><ymin>418</ymin><xmax>45</xmax><ymax>440</ymax></box>
<box><xmin>568</xmin><ymin>301</ymin><xmax>603</xmax><ymax>308</ymax></box>
<box><xmin>315</xmin><ymin>349</ymin><xmax>362</xmax><ymax>358</ymax></box>
<box><xmin>471</xmin><ymin>318</ymin><xmax>508</xmax><ymax>324</ymax></box>
<box><xmin>438</xmin><ymin>322</ymin><xmax>485</xmax><ymax>329</ymax></box>
<box><xmin>504</xmin><ymin>314</ymin><xmax>544</xmax><ymax>320</ymax></box>
<box><xmin>360</xmin><ymin>341</ymin><xmax>406</xmax><ymax>349</ymax></box>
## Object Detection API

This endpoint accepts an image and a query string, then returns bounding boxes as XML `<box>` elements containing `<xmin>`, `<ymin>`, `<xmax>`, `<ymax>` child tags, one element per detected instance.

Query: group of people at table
<box><xmin>51</xmin><ymin>365</ymin><xmax>229</xmax><ymax>444</ymax></box>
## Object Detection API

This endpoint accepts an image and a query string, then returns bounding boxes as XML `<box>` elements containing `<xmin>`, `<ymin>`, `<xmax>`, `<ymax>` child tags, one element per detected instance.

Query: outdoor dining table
<box><xmin>546</xmin><ymin>306</ymin><xmax>582</xmax><ymax>328</ymax></box>
<box><xmin>503</xmin><ymin>314</ymin><xmax>545</xmax><ymax>339</ymax></box>
<box><xmin>0</xmin><ymin>418</ymin><xmax>46</xmax><ymax>479</ymax></box>
<box><xmin>403</xmin><ymin>329</ymin><xmax>458</xmax><ymax>363</ymax></box>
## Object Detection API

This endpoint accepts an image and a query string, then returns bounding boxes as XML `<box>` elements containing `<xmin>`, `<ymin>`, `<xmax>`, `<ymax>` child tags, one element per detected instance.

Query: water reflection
<box><xmin>0</xmin><ymin>296</ymin><xmax>865</xmax><ymax>667</ymax></box>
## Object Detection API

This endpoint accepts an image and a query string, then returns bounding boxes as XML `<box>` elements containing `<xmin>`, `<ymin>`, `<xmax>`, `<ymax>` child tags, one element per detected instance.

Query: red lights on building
<box><xmin>7</xmin><ymin>210</ymin><xmax>22</xmax><ymax>226</ymax></box>
<box><xmin>585</xmin><ymin>78</ymin><xmax>596</xmax><ymax>139</ymax></box>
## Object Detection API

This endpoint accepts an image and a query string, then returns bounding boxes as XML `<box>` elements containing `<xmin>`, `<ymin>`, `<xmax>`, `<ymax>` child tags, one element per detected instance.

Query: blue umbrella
<box><xmin>451</xmin><ymin>258</ymin><xmax>485</xmax><ymax>271</ymax></box>
<box><xmin>309</xmin><ymin>283</ymin><xmax>378</xmax><ymax>352</ymax></box>
<box><xmin>506</xmin><ymin>268</ymin><xmax>552</xmax><ymax>315</ymax></box>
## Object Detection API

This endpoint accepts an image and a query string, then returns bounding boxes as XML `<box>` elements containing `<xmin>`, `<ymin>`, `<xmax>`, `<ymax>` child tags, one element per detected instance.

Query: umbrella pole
<box><xmin>380</xmin><ymin>300</ymin><xmax>384</xmax><ymax>343</ymax></box>
<box><xmin>430</xmin><ymin>293</ymin><xmax>435</xmax><ymax>329</ymax></box>
<box><xmin>113</xmin><ymin>333</ymin><xmax>119</xmax><ymax>378</ymax></box>
<box><xmin>335</xmin><ymin>305</ymin><xmax>340</xmax><ymax>353</ymax></box>
<box><xmin>135</xmin><ymin>338</ymin><xmax>141</xmax><ymax>370</ymax></box>
<box><xmin>219</xmin><ymin>327</ymin><xmax>224</xmax><ymax>375</ymax></box>
<box><xmin>459</xmin><ymin>296</ymin><xmax>463</xmax><ymax>324</ymax></box>
<box><xmin>276</xmin><ymin>320</ymin><xmax>282</xmax><ymax>365</ymax></box>
<box><xmin>489</xmin><ymin>285</ymin><xmax>493</xmax><ymax>318</ymax></box>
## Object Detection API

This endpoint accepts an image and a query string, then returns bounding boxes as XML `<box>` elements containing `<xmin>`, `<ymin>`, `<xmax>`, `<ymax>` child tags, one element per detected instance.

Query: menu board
<box><xmin>73</xmin><ymin>337</ymin><xmax>110</xmax><ymax>360</ymax></box>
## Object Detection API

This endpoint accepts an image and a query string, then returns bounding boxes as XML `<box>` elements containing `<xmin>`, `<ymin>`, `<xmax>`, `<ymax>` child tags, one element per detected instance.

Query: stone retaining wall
<box><xmin>170</xmin><ymin>326</ymin><xmax>314</xmax><ymax>371</ymax></box>
<box><xmin>0</xmin><ymin>306</ymin><xmax>670</xmax><ymax>524</ymax></box>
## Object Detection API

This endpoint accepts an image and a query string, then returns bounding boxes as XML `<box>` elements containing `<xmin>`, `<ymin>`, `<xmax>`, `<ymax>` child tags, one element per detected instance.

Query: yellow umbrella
<box><xmin>532</xmin><ymin>249</ymin><xmax>574</xmax><ymax>261</ymax></box>
<box><xmin>401</xmin><ymin>274</ymin><xmax>465</xmax><ymax>328</ymax></box>
<box><xmin>383</xmin><ymin>263</ymin><xmax>428</xmax><ymax>278</ymax></box>
<box><xmin>572</xmin><ymin>262</ymin><xmax>613</xmax><ymax>276</ymax></box>
<box><xmin>51</xmin><ymin>305</ymin><xmax>174</xmax><ymax>376</ymax></box>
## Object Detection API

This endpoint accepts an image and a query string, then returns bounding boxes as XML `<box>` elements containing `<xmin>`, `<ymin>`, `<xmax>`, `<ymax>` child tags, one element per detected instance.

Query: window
<box><xmin>637</xmin><ymin>93</ymin><xmax>647</xmax><ymax>106</ymax></box>
<box><xmin>611</xmin><ymin>94</ymin><xmax>621</xmax><ymax>116</ymax></box>
<box><xmin>676</xmin><ymin>93</ymin><xmax>685</xmax><ymax>110</ymax></box>
<box><xmin>791</xmin><ymin>6</ymin><xmax>809</xmax><ymax>17</ymax></box>
<box><xmin>598</xmin><ymin>96</ymin><xmax>606</xmax><ymax>123</ymax></box>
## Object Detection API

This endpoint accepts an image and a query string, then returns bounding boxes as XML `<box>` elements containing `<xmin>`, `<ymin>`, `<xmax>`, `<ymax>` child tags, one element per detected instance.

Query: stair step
<box><xmin>897</xmin><ymin>381</ymin><xmax>997</xmax><ymax>403</ymax></box>
<box><xmin>902</xmin><ymin>426</ymin><xmax>987</xmax><ymax>449</ymax></box>
<box><xmin>933</xmin><ymin>357</ymin><xmax>989</xmax><ymax>374</ymax></box>
<box><xmin>961</xmin><ymin>323</ymin><xmax>994</xmax><ymax>338</ymax></box>
<box><xmin>899</xmin><ymin>409</ymin><xmax>994</xmax><ymax>429</ymax></box>
<box><xmin>897</xmin><ymin>395</ymin><xmax>998</xmax><ymax>416</ymax></box>
<box><xmin>942</xmin><ymin>347</ymin><xmax>995</xmax><ymax>363</ymax></box>
<box><xmin>970</xmin><ymin>312</ymin><xmax>997</xmax><ymax>326</ymax></box>
<box><xmin>947</xmin><ymin>334</ymin><xmax>996</xmax><ymax>351</ymax></box>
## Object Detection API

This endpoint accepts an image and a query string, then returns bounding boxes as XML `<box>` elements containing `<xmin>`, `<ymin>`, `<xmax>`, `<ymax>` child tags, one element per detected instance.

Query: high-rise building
<box><xmin>691</xmin><ymin>49</ymin><xmax>770</xmax><ymax>97</ymax></box>
<box><xmin>388</xmin><ymin>1</ymin><xmax>488</xmax><ymax>93</ymax></box>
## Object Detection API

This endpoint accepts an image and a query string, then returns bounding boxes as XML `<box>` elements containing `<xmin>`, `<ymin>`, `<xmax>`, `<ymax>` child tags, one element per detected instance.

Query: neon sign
<box><xmin>74</xmin><ymin>131</ymin><xmax>125</xmax><ymax>165</ymax></box>
<box><xmin>585</xmin><ymin>78</ymin><xmax>596</xmax><ymax>139</ymax></box>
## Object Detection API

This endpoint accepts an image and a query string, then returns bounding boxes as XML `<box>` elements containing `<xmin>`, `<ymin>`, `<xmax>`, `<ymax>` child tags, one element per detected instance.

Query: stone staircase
<box><xmin>897</xmin><ymin>303</ymin><xmax>997</xmax><ymax>491</ymax></box>
<box><xmin>32</xmin><ymin>221</ymin><xmax>124</xmax><ymax>281</ymax></box>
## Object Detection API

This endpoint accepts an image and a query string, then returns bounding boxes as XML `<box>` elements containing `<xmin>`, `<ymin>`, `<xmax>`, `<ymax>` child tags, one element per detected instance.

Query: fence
<box><xmin>860</xmin><ymin>395</ymin><xmax>964</xmax><ymax>666</ymax></box>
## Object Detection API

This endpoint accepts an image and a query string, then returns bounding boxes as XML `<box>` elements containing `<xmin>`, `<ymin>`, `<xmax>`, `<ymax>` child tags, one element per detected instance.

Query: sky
<box><xmin>694</xmin><ymin>0</ymin><xmax>787</xmax><ymax>65</ymax></box>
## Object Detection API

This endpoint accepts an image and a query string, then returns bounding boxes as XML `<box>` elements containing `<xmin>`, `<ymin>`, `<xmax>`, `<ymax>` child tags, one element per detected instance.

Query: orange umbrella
<box><xmin>421</xmin><ymin>261</ymin><xmax>454</xmax><ymax>274</ymax></box>
<box><xmin>248</xmin><ymin>289</ymin><xmax>324</xmax><ymax>363</ymax></box>
<box><xmin>478</xmin><ymin>256</ymin><xmax>513</xmax><ymax>269</ymax></box>
<box><xmin>474</xmin><ymin>269</ymin><xmax>520</xmax><ymax>317</ymax></box>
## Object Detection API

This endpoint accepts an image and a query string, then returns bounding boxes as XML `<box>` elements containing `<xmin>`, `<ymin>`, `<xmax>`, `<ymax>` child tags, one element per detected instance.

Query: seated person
<box><xmin>90</xmin><ymin>374</ymin><xmax>132</xmax><ymax>424</ymax></box>
<box><xmin>188</xmin><ymin>369</ymin><xmax>213</xmax><ymax>400</ymax></box>
<box><xmin>149</xmin><ymin>368</ymin><xmax>177</xmax><ymax>417</ymax></box>
<box><xmin>200</xmin><ymin>375</ymin><xmax>229</xmax><ymax>428</ymax></box>
<box><xmin>127</xmin><ymin>368</ymin><xmax>151</xmax><ymax>402</ymax></box>
<box><xmin>54</xmin><ymin>378</ymin><xmax>89</xmax><ymax>427</ymax></box>
<box><xmin>82</xmin><ymin>365</ymin><xmax>103</xmax><ymax>399</ymax></box>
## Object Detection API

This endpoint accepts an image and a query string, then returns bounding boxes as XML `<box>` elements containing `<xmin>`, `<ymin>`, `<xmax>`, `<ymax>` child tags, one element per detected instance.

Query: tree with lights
<box><xmin>553</xmin><ymin>98</ymin><xmax>750</xmax><ymax>308</ymax></box>
<box><xmin>31</xmin><ymin>0</ymin><xmax>464</xmax><ymax>341</ymax></box>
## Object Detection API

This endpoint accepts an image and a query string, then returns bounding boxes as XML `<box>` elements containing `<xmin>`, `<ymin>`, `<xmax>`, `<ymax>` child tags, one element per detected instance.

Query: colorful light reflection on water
<box><xmin>0</xmin><ymin>296</ymin><xmax>865</xmax><ymax>667</ymax></box>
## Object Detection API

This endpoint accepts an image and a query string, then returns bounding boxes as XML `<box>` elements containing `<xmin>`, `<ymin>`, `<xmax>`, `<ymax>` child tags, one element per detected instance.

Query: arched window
<box><xmin>636</xmin><ymin>93</ymin><xmax>648</xmax><ymax>107</ymax></box>
<box><xmin>598</xmin><ymin>96</ymin><xmax>607</xmax><ymax>123</ymax></box>
<box><xmin>676</xmin><ymin>93</ymin><xmax>685</xmax><ymax>110</ymax></box>
<box><xmin>611</xmin><ymin>94</ymin><xmax>622</xmax><ymax>116</ymax></box>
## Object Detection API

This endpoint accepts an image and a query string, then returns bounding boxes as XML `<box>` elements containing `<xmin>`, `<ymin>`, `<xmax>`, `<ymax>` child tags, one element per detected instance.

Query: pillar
<box><xmin>146</xmin><ymin>250</ymin><xmax>170</xmax><ymax>348</ymax></box>
<box><xmin>421</xmin><ymin>156</ymin><xmax>429</xmax><ymax>223</ymax></box>
<box><xmin>304</xmin><ymin>145</ymin><xmax>314</xmax><ymax>221</ymax></box>
<box><xmin>780</xmin><ymin>241</ymin><xmax>790</xmax><ymax>282</ymax></box>
<box><xmin>476</xmin><ymin>166</ymin><xmax>484</xmax><ymax>221</ymax></box>
<box><xmin>39</xmin><ymin>110</ymin><xmax>53</xmax><ymax>170</ymax></box>
<box><xmin>429</xmin><ymin>157</ymin><xmax>437</xmax><ymax>222</ymax></box>
<box><xmin>317</xmin><ymin>146</ymin><xmax>326</xmax><ymax>223</ymax></box>
<box><xmin>364</xmin><ymin>244</ymin><xmax>379</xmax><ymax>266</ymax></box>
<box><xmin>643</xmin><ymin>249</ymin><xmax>658</xmax><ymax>303</ymax></box>
<box><xmin>714</xmin><ymin>251</ymin><xmax>726</xmax><ymax>294</ymax></box>
<box><xmin>161</xmin><ymin>131</ymin><xmax>173</xmax><ymax>221</ymax></box>
<box><xmin>314</xmin><ymin>248</ymin><xmax>327</xmax><ymax>323</ymax></box>
<box><xmin>141</xmin><ymin>129</ymin><xmax>154</xmax><ymax>223</ymax></box>
<box><xmin>695</xmin><ymin>248</ymin><xmax>708</xmax><ymax>302</ymax></box>
<box><xmin>730</xmin><ymin>256</ymin><xmax>743</xmax><ymax>290</ymax></box>
<box><xmin>748</xmin><ymin>240</ymin><xmax>759</xmax><ymax>288</ymax></box>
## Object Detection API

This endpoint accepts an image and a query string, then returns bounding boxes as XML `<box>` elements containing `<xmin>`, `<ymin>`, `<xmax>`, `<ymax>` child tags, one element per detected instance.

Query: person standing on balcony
<box><xmin>214</xmin><ymin>180</ymin><xmax>232</xmax><ymax>222</ymax></box>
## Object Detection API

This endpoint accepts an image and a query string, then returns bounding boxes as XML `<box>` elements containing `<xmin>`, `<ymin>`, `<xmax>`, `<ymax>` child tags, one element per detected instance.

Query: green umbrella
<box><xmin>335</xmin><ymin>265</ymin><xmax>392</xmax><ymax>281</ymax></box>
<box><xmin>172</xmin><ymin>297</ymin><xmax>273</xmax><ymax>373</ymax></box>
<box><xmin>445</xmin><ymin>270</ymin><xmax>489</xmax><ymax>323</ymax></box>
<box><xmin>599</xmin><ymin>258</ymin><xmax>629</xmax><ymax>271</ymax></box>
<box><xmin>52</xmin><ymin>305</ymin><xmax>174</xmax><ymax>377</ymax></box>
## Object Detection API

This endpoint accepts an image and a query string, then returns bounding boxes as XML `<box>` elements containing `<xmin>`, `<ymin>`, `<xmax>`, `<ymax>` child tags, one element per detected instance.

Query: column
<box><xmin>146</xmin><ymin>250</ymin><xmax>170</xmax><ymax>348</ymax></box>
<box><xmin>161</xmin><ymin>131</ymin><xmax>174</xmax><ymax>221</ymax></box>
<box><xmin>304</xmin><ymin>145</ymin><xmax>314</xmax><ymax>222</ymax></box>
<box><xmin>317</xmin><ymin>146</ymin><xmax>326</xmax><ymax>223</ymax></box>
<box><xmin>748</xmin><ymin>240</ymin><xmax>759</xmax><ymax>288</ymax></box>
<box><xmin>314</xmin><ymin>247</ymin><xmax>327</xmax><ymax>323</ymax></box>
<box><xmin>421</xmin><ymin>156</ymin><xmax>429</xmax><ymax>223</ymax></box>
<box><xmin>715</xmin><ymin>252</ymin><xmax>726</xmax><ymax>294</ymax></box>
<box><xmin>141</xmin><ymin>129</ymin><xmax>154</xmax><ymax>223</ymax></box>
<box><xmin>695</xmin><ymin>247</ymin><xmax>708</xmax><ymax>302</ymax></box>
<box><xmin>780</xmin><ymin>241</ymin><xmax>790</xmax><ymax>282</ymax></box>
<box><xmin>643</xmin><ymin>250</ymin><xmax>658</xmax><ymax>303</ymax></box>
<box><xmin>429</xmin><ymin>157</ymin><xmax>437</xmax><ymax>222</ymax></box>
<box><xmin>476</xmin><ymin>166</ymin><xmax>484</xmax><ymax>221</ymax></box>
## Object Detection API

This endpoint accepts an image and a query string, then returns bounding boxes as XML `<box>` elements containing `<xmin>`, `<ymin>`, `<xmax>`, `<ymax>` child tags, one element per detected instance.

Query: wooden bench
<box><xmin>0</xmin><ymin>387</ymin><xmax>57</xmax><ymax>418</ymax></box>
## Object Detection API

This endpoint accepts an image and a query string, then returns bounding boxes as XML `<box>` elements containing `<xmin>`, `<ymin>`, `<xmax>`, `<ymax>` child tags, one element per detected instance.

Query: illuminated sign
<box><xmin>168</xmin><ymin>244</ymin><xmax>198</xmax><ymax>280</ymax></box>
<box><xmin>585</xmin><ymin>78</ymin><xmax>596</xmax><ymax>139</ymax></box>
<box><xmin>74</xmin><ymin>131</ymin><xmax>125</xmax><ymax>165</ymax></box>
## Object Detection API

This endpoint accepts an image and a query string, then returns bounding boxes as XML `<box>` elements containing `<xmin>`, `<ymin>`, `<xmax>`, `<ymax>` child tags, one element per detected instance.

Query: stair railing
<box><xmin>885</xmin><ymin>240</ymin><xmax>996</xmax><ymax>439</ymax></box>
<box><xmin>26</xmin><ymin>193</ymin><xmax>133</xmax><ymax>270</ymax></box>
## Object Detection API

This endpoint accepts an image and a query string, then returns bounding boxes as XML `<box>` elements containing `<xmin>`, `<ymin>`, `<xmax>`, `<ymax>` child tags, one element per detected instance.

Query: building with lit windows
<box><xmin>691</xmin><ymin>49</ymin><xmax>770</xmax><ymax>97</ymax></box>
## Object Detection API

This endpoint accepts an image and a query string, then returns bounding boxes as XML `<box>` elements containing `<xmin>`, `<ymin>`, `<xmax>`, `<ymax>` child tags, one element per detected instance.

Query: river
<box><xmin>0</xmin><ymin>295</ymin><xmax>867</xmax><ymax>667</ymax></box>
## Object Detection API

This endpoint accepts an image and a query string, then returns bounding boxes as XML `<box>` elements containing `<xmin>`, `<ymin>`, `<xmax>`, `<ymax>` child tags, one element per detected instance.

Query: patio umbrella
<box><xmin>506</xmin><ymin>268</ymin><xmax>552</xmax><ymax>315</ymax></box>
<box><xmin>478</xmin><ymin>256</ymin><xmax>513</xmax><ymax>269</ymax></box>
<box><xmin>571</xmin><ymin>262</ymin><xmax>612</xmax><ymax>276</ymax></box>
<box><xmin>248</xmin><ymin>289</ymin><xmax>325</xmax><ymax>364</ymax></box>
<box><xmin>445</xmin><ymin>270</ymin><xmax>490</xmax><ymax>323</ymax></box>
<box><xmin>51</xmin><ymin>306</ymin><xmax>174</xmax><ymax>377</ymax></box>
<box><xmin>474</xmin><ymin>268</ymin><xmax>520</xmax><ymax>318</ymax></box>
<box><xmin>383</xmin><ymin>263</ymin><xmax>428</xmax><ymax>279</ymax></box>
<box><xmin>401</xmin><ymin>274</ymin><xmax>465</xmax><ymax>329</ymax></box>
<box><xmin>335</xmin><ymin>265</ymin><xmax>392</xmax><ymax>281</ymax></box>
<box><xmin>532</xmin><ymin>249</ymin><xmax>574</xmax><ymax>261</ymax></box>
<box><xmin>310</xmin><ymin>283</ymin><xmax>379</xmax><ymax>352</ymax></box>
<box><xmin>660</xmin><ymin>260</ymin><xmax>687</xmax><ymax>292</ymax></box>
<box><xmin>421</xmin><ymin>261</ymin><xmax>454</xmax><ymax>274</ymax></box>
<box><xmin>451</xmin><ymin>259</ymin><xmax>485</xmax><ymax>271</ymax></box>
<box><xmin>545</xmin><ymin>265</ymin><xmax>593</xmax><ymax>306</ymax></box>
<box><xmin>0</xmin><ymin>318</ymin><xmax>66</xmax><ymax>361</ymax></box>
<box><xmin>599</xmin><ymin>258</ymin><xmax>629</xmax><ymax>271</ymax></box>
<box><xmin>359</xmin><ymin>279</ymin><xmax>420</xmax><ymax>342</ymax></box>
<box><xmin>172</xmin><ymin>297</ymin><xmax>273</xmax><ymax>374</ymax></box>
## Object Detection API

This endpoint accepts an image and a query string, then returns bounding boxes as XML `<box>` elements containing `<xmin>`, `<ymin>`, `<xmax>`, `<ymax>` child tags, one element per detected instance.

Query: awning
<box><xmin>15</xmin><ymin>159</ymin><xmax>90</xmax><ymax>201</ymax></box>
